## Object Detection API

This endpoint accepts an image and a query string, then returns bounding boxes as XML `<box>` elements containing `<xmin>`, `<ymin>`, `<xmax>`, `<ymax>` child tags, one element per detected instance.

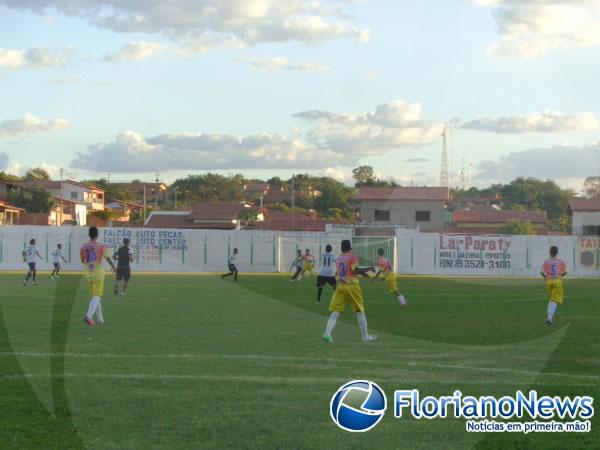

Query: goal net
<box><xmin>277</xmin><ymin>235</ymin><xmax>397</xmax><ymax>273</ymax></box>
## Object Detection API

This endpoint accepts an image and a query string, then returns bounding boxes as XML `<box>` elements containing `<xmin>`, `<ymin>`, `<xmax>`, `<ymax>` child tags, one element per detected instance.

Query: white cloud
<box><xmin>49</xmin><ymin>77</ymin><xmax>111</xmax><ymax>86</ymax></box>
<box><xmin>0</xmin><ymin>114</ymin><xmax>71</xmax><ymax>137</ymax></box>
<box><xmin>104</xmin><ymin>41</ymin><xmax>167</xmax><ymax>62</ymax></box>
<box><xmin>70</xmin><ymin>130</ymin><xmax>352</xmax><ymax>172</ymax></box>
<box><xmin>321</xmin><ymin>167</ymin><xmax>347</xmax><ymax>182</ymax></box>
<box><xmin>2</xmin><ymin>0</ymin><xmax>369</xmax><ymax>55</ymax></box>
<box><xmin>474</xmin><ymin>1</ymin><xmax>600</xmax><ymax>58</ymax></box>
<box><xmin>71</xmin><ymin>99</ymin><xmax>440</xmax><ymax>173</ymax></box>
<box><xmin>237</xmin><ymin>56</ymin><xmax>329</xmax><ymax>72</ymax></box>
<box><xmin>461</xmin><ymin>110</ymin><xmax>600</xmax><ymax>133</ymax></box>
<box><xmin>0</xmin><ymin>48</ymin><xmax>24</xmax><ymax>68</ymax></box>
<box><xmin>5</xmin><ymin>162</ymin><xmax>22</xmax><ymax>176</ymax></box>
<box><xmin>477</xmin><ymin>141</ymin><xmax>600</xmax><ymax>182</ymax></box>
<box><xmin>0</xmin><ymin>46</ymin><xmax>73</xmax><ymax>70</ymax></box>
<box><xmin>294</xmin><ymin>99</ymin><xmax>443</xmax><ymax>155</ymax></box>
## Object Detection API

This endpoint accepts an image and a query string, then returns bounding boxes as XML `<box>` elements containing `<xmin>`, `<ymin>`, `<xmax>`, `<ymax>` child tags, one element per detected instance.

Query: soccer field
<box><xmin>1</xmin><ymin>273</ymin><xmax>598</xmax><ymax>449</ymax></box>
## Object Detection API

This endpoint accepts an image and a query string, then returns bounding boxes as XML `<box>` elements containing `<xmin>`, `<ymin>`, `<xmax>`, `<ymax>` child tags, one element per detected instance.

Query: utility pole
<box><xmin>143</xmin><ymin>185</ymin><xmax>147</xmax><ymax>223</ymax></box>
<box><xmin>440</xmin><ymin>125</ymin><xmax>449</xmax><ymax>187</ymax></box>
<box><xmin>174</xmin><ymin>188</ymin><xmax>178</xmax><ymax>210</ymax></box>
<box><xmin>291</xmin><ymin>175</ymin><xmax>295</xmax><ymax>230</ymax></box>
<box><xmin>59</xmin><ymin>168</ymin><xmax>64</xmax><ymax>226</ymax></box>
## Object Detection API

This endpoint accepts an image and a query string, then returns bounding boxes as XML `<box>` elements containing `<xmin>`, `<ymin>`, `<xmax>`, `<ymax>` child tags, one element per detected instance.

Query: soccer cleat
<box><xmin>119</xmin><ymin>292</ymin><xmax>124</xmax><ymax>297</ymax></box>
<box><xmin>322</xmin><ymin>335</ymin><xmax>333</xmax><ymax>343</ymax></box>
<box><xmin>398</xmin><ymin>295</ymin><xmax>408</xmax><ymax>307</ymax></box>
<box><xmin>49</xmin><ymin>275</ymin><xmax>54</xmax><ymax>280</ymax></box>
<box><xmin>32</xmin><ymin>281</ymin><xmax>37</xmax><ymax>286</ymax></box>
<box><xmin>362</xmin><ymin>334</ymin><xmax>378</xmax><ymax>342</ymax></box>
<box><xmin>84</xmin><ymin>317</ymin><xmax>95</xmax><ymax>326</ymax></box>
<box><xmin>22</xmin><ymin>280</ymin><xmax>27</xmax><ymax>287</ymax></box>
<box><xmin>545</xmin><ymin>319</ymin><xmax>553</xmax><ymax>325</ymax></box>
<box><xmin>55</xmin><ymin>275</ymin><xmax>60</xmax><ymax>279</ymax></box>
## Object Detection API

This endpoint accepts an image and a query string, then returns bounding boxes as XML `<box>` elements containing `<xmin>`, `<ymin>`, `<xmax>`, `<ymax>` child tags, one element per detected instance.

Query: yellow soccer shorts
<box><xmin>88</xmin><ymin>278</ymin><xmax>105</xmax><ymax>297</ymax></box>
<box><xmin>329</xmin><ymin>283</ymin><xmax>365</xmax><ymax>313</ymax></box>
<box><xmin>384</xmin><ymin>272</ymin><xmax>398</xmax><ymax>294</ymax></box>
<box><xmin>546</xmin><ymin>279</ymin><xmax>564</xmax><ymax>304</ymax></box>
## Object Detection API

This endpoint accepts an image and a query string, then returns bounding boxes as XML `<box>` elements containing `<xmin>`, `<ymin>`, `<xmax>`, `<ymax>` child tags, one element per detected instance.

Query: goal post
<box><xmin>351</xmin><ymin>236</ymin><xmax>397</xmax><ymax>272</ymax></box>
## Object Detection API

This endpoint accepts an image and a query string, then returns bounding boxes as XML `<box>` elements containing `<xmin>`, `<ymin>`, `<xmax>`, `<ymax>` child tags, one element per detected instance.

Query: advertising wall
<box><xmin>0</xmin><ymin>226</ymin><xmax>598</xmax><ymax>276</ymax></box>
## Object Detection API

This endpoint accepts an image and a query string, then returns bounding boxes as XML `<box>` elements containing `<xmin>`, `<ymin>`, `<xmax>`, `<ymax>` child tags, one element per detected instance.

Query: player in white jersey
<box><xmin>316</xmin><ymin>245</ymin><xmax>337</xmax><ymax>303</ymax></box>
<box><xmin>221</xmin><ymin>248</ymin><xmax>239</xmax><ymax>281</ymax></box>
<box><xmin>22</xmin><ymin>238</ymin><xmax>43</xmax><ymax>286</ymax></box>
<box><xmin>50</xmin><ymin>243</ymin><xmax>68</xmax><ymax>279</ymax></box>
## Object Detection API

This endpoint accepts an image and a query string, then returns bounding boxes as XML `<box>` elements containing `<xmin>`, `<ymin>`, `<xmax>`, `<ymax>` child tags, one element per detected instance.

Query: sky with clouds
<box><xmin>0</xmin><ymin>0</ymin><xmax>599</xmax><ymax>190</ymax></box>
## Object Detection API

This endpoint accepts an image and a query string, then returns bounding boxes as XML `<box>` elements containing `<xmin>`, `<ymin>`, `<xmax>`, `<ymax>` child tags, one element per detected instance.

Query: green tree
<box><xmin>352</xmin><ymin>165</ymin><xmax>376</xmax><ymax>186</ymax></box>
<box><xmin>313</xmin><ymin>177</ymin><xmax>355</xmax><ymax>220</ymax></box>
<box><xmin>267</xmin><ymin>176</ymin><xmax>287</xmax><ymax>190</ymax></box>
<box><xmin>501</xmin><ymin>177</ymin><xmax>573</xmax><ymax>220</ymax></box>
<box><xmin>351</xmin><ymin>165</ymin><xmax>398</xmax><ymax>188</ymax></box>
<box><xmin>0</xmin><ymin>172</ymin><xmax>20</xmax><ymax>182</ymax></box>
<box><xmin>8</xmin><ymin>186</ymin><xmax>54</xmax><ymax>213</ymax></box>
<box><xmin>172</xmin><ymin>173</ymin><xmax>245</xmax><ymax>202</ymax></box>
<box><xmin>238</xmin><ymin>209</ymin><xmax>259</xmax><ymax>229</ymax></box>
<box><xmin>24</xmin><ymin>167</ymin><xmax>50</xmax><ymax>181</ymax></box>
<box><xmin>498</xmin><ymin>220</ymin><xmax>537</xmax><ymax>235</ymax></box>
<box><xmin>584</xmin><ymin>176</ymin><xmax>600</xmax><ymax>198</ymax></box>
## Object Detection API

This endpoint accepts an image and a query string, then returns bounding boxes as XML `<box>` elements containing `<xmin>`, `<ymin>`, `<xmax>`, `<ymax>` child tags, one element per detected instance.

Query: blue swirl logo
<box><xmin>330</xmin><ymin>380</ymin><xmax>387</xmax><ymax>432</ymax></box>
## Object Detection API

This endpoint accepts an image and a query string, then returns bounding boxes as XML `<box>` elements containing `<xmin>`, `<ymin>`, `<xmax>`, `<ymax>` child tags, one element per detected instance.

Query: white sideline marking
<box><xmin>406</xmin><ymin>361</ymin><xmax>600</xmax><ymax>381</ymax></box>
<box><xmin>2</xmin><ymin>351</ymin><xmax>599</xmax><ymax>382</ymax></box>
<box><xmin>0</xmin><ymin>373</ymin><xmax>596</xmax><ymax>388</ymax></box>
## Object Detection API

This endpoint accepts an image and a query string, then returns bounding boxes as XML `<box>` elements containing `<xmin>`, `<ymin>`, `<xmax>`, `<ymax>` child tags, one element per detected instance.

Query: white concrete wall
<box><xmin>0</xmin><ymin>226</ymin><xmax>351</xmax><ymax>273</ymax></box>
<box><xmin>0</xmin><ymin>226</ymin><xmax>598</xmax><ymax>276</ymax></box>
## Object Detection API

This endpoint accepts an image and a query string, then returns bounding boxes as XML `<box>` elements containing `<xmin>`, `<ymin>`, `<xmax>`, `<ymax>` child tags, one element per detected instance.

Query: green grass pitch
<box><xmin>1</xmin><ymin>272</ymin><xmax>599</xmax><ymax>449</ymax></box>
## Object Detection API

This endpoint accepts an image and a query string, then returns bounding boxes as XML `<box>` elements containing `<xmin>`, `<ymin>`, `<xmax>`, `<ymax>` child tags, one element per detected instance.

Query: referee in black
<box><xmin>113</xmin><ymin>238</ymin><xmax>133</xmax><ymax>296</ymax></box>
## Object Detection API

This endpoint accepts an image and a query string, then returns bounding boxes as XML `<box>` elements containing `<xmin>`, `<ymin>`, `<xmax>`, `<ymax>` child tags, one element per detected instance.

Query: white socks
<box><xmin>95</xmin><ymin>301</ymin><xmax>104</xmax><ymax>323</ymax></box>
<box><xmin>324</xmin><ymin>312</ymin><xmax>340</xmax><ymax>337</ymax></box>
<box><xmin>547</xmin><ymin>301</ymin><xmax>558</xmax><ymax>322</ymax></box>
<box><xmin>86</xmin><ymin>296</ymin><xmax>101</xmax><ymax>320</ymax></box>
<box><xmin>356</xmin><ymin>312</ymin><xmax>369</xmax><ymax>340</ymax></box>
<box><xmin>398</xmin><ymin>294</ymin><xmax>407</xmax><ymax>306</ymax></box>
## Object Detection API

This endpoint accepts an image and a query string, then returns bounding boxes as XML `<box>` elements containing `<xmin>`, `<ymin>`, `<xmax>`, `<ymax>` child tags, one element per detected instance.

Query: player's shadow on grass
<box><xmin>0</xmin><ymin>276</ymin><xmax>83</xmax><ymax>449</ymax></box>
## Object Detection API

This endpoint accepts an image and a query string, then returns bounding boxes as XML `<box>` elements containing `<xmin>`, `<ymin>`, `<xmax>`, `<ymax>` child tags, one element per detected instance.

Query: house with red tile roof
<box><xmin>448</xmin><ymin>209</ymin><xmax>549</xmax><ymax>234</ymax></box>
<box><xmin>569</xmin><ymin>198</ymin><xmax>600</xmax><ymax>235</ymax></box>
<box><xmin>250</xmin><ymin>210</ymin><xmax>349</xmax><ymax>232</ymax></box>
<box><xmin>144</xmin><ymin>201</ymin><xmax>263</xmax><ymax>230</ymax></box>
<box><xmin>357</xmin><ymin>186</ymin><xmax>451</xmax><ymax>232</ymax></box>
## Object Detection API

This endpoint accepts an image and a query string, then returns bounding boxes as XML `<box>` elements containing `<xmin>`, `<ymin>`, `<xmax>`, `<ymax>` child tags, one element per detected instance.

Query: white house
<box><xmin>15</xmin><ymin>179</ymin><xmax>105</xmax><ymax>212</ymax></box>
<box><xmin>569</xmin><ymin>199</ymin><xmax>600</xmax><ymax>235</ymax></box>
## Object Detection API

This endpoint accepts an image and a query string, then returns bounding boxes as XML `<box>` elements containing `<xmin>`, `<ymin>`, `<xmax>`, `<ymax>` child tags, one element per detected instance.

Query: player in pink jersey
<box><xmin>541</xmin><ymin>246</ymin><xmax>568</xmax><ymax>325</ymax></box>
<box><xmin>81</xmin><ymin>226</ymin><xmax>115</xmax><ymax>326</ymax></box>
<box><xmin>322</xmin><ymin>240</ymin><xmax>377</xmax><ymax>343</ymax></box>
<box><xmin>372</xmin><ymin>248</ymin><xmax>407</xmax><ymax>306</ymax></box>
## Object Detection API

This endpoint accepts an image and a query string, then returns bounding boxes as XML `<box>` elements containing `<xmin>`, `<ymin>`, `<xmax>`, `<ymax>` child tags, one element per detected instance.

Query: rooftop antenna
<box><xmin>460</xmin><ymin>157</ymin><xmax>466</xmax><ymax>190</ymax></box>
<box><xmin>440</xmin><ymin>125</ymin><xmax>449</xmax><ymax>187</ymax></box>
<box><xmin>468</xmin><ymin>152</ymin><xmax>473</xmax><ymax>188</ymax></box>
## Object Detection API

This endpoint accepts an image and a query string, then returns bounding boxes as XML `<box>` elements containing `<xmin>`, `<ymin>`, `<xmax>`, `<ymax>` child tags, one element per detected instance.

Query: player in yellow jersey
<box><xmin>81</xmin><ymin>226</ymin><xmax>116</xmax><ymax>326</ymax></box>
<box><xmin>322</xmin><ymin>240</ymin><xmax>377</xmax><ymax>343</ymax></box>
<box><xmin>301</xmin><ymin>248</ymin><xmax>315</xmax><ymax>277</ymax></box>
<box><xmin>541</xmin><ymin>246</ymin><xmax>568</xmax><ymax>325</ymax></box>
<box><xmin>372</xmin><ymin>248</ymin><xmax>407</xmax><ymax>306</ymax></box>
